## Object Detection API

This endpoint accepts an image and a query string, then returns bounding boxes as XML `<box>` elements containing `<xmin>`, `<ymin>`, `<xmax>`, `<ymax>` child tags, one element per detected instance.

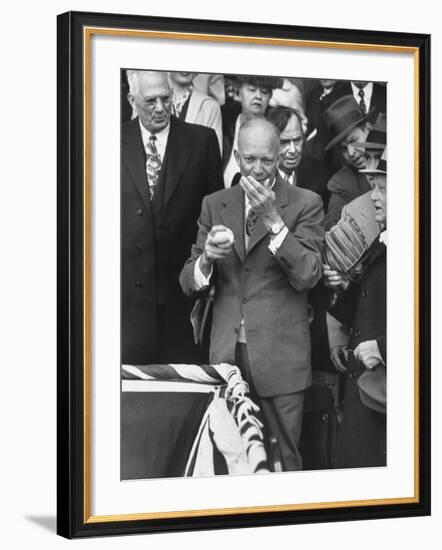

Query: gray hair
<box><xmin>126</xmin><ymin>70</ymin><xmax>140</xmax><ymax>96</ymax></box>
<box><xmin>126</xmin><ymin>70</ymin><xmax>169</xmax><ymax>96</ymax></box>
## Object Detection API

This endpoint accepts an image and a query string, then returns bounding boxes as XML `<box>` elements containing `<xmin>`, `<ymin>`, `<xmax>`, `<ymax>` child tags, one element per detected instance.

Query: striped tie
<box><xmin>358</xmin><ymin>89</ymin><xmax>367</xmax><ymax>115</ymax></box>
<box><xmin>246</xmin><ymin>208</ymin><xmax>258</xmax><ymax>236</ymax></box>
<box><xmin>145</xmin><ymin>135</ymin><xmax>162</xmax><ymax>199</ymax></box>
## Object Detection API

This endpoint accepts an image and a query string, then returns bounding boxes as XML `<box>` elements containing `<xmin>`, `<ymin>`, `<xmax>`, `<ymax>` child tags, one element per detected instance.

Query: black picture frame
<box><xmin>57</xmin><ymin>10</ymin><xmax>431</xmax><ymax>539</ymax></box>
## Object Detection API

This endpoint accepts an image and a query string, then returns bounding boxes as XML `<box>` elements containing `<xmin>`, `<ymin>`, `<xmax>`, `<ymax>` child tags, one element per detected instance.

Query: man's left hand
<box><xmin>354</xmin><ymin>340</ymin><xmax>383</xmax><ymax>369</ymax></box>
<box><xmin>239</xmin><ymin>176</ymin><xmax>283</xmax><ymax>229</ymax></box>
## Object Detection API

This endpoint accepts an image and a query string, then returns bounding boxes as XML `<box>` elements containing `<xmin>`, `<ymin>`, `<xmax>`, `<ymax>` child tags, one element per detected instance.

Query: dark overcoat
<box><xmin>330</xmin><ymin>238</ymin><xmax>386</xmax><ymax>468</ymax></box>
<box><xmin>121</xmin><ymin>117</ymin><xmax>223</xmax><ymax>364</ymax></box>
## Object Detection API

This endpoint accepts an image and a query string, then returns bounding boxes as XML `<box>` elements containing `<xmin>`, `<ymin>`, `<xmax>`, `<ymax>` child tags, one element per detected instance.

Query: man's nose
<box><xmin>288</xmin><ymin>140</ymin><xmax>296</xmax><ymax>153</ymax></box>
<box><xmin>252</xmin><ymin>160</ymin><xmax>264</xmax><ymax>173</ymax></box>
<box><xmin>154</xmin><ymin>98</ymin><xmax>165</xmax><ymax>111</ymax></box>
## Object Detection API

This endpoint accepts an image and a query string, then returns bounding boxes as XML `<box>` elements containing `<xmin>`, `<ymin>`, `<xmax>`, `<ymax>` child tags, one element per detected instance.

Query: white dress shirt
<box><xmin>351</xmin><ymin>82</ymin><xmax>374</xmax><ymax>113</ymax></box>
<box><xmin>278</xmin><ymin>167</ymin><xmax>297</xmax><ymax>187</ymax></box>
<box><xmin>138</xmin><ymin>119</ymin><xmax>170</xmax><ymax>161</ymax></box>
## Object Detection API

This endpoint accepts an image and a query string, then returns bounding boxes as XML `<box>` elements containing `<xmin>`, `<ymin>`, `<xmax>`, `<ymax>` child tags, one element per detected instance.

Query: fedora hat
<box><xmin>324</xmin><ymin>95</ymin><xmax>368</xmax><ymax>151</ymax></box>
<box><xmin>360</xmin><ymin>112</ymin><xmax>386</xmax><ymax>150</ymax></box>
<box><xmin>359</xmin><ymin>147</ymin><xmax>387</xmax><ymax>175</ymax></box>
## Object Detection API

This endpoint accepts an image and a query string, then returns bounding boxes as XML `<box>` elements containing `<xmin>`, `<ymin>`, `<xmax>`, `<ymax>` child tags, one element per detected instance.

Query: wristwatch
<box><xmin>269</xmin><ymin>220</ymin><xmax>284</xmax><ymax>236</ymax></box>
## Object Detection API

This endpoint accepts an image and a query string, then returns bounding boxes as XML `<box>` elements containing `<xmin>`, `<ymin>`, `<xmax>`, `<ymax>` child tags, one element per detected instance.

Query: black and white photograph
<box><xmin>55</xmin><ymin>10</ymin><xmax>430</xmax><ymax>538</ymax></box>
<box><xmin>120</xmin><ymin>69</ymin><xmax>388</xmax><ymax>480</ymax></box>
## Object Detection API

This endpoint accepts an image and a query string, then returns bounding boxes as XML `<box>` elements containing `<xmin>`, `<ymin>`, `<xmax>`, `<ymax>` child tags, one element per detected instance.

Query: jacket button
<box><xmin>233</xmin><ymin>328</ymin><xmax>239</xmax><ymax>334</ymax></box>
<box><xmin>354</xmin><ymin>328</ymin><xmax>360</xmax><ymax>337</ymax></box>
<box><xmin>362</xmin><ymin>288</ymin><xmax>368</xmax><ymax>297</ymax></box>
<box><xmin>135</xmin><ymin>245</ymin><xmax>143</xmax><ymax>253</ymax></box>
<box><xmin>135</xmin><ymin>281</ymin><xmax>143</xmax><ymax>288</ymax></box>
<box><xmin>242</xmin><ymin>298</ymin><xmax>248</xmax><ymax>304</ymax></box>
<box><xmin>136</xmin><ymin>208</ymin><xmax>143</xmax><ymax>216</ymax></box>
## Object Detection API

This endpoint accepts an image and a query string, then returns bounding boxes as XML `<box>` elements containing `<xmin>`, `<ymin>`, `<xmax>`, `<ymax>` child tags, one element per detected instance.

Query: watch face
<box><xmin>271</xmin><ymin>223</ymin><xmax>281</xmax><ymax>235</ymax></box>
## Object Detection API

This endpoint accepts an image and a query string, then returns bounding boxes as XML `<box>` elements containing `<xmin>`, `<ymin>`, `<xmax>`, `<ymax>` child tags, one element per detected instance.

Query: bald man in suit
<box><xmin>180</xmin><ymin>118</ymin><xmax>324</xmax><ymax>470</ymax></box>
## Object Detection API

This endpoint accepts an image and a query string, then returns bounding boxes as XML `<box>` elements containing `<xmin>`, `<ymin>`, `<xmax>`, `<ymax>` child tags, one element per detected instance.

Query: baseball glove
<box><xmin>324</xmin><ymin>213</ymin><xmax>369</xmax><ymax>277</ymax></box>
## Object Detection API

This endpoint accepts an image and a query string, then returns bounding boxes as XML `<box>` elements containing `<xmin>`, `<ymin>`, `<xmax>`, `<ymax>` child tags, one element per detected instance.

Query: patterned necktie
<box><xmin>358</xmin><ymin>88</ymin><xmax>367</xmax><ymax>114</ymax></box>
<box><xmin>246</xmin><ymin>207</ymin><xmax>258</xmax><ymax>236</ymax></box>
<box><xmin>145</xmin><ymin>135</ymin><xmax>162</xmax><ymax>199</ymax></box>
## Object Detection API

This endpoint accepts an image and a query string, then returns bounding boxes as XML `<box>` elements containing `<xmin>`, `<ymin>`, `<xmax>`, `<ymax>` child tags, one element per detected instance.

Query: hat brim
<box><xmin>360</xmin><ymin>141</ymin><xmax>386</xmax><ymax>150</ymax></box>
<box><xmin>324</xmin><ymin>107</ymin><xmax>374</xmax><ymax>152</ymax></box>
<box><xmin>359</xmin><ymin>168</ymin><xmax>387</xmax><ymax>175</ymax></box>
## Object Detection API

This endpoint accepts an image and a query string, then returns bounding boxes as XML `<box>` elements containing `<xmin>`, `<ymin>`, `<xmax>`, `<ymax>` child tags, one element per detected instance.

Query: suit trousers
<box><xmin>235</xmin><ymin>343</ymin><xmax>304</xmax><ymax>471</ymax></box>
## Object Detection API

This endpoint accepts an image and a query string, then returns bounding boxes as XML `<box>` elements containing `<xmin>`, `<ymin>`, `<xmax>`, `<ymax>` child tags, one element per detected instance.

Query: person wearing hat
<box><xmin>325</xmin><ymin>113</ymin><xmax>386</xmax><ymax>374</ymax></box>
<box><xmin>323</xmin><ymin>95</ymin><xmax>373</xmax><ymax>230</ymax></box>
<box><xmin>222</xmin><ymin>74</ymin><xmax>283</xmax><ymax>187</ymax></box>
<box><xmin>324</xmin><ymin>149</ymin><xmax>387</xmax><ymax>468</ymax></box>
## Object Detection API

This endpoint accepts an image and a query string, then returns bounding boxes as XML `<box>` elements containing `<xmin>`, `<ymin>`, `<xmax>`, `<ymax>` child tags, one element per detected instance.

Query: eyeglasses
<box><xmin>136</xmin><ymin>95</ymin><xmax>172</xmax><ymax>111</ymax></box>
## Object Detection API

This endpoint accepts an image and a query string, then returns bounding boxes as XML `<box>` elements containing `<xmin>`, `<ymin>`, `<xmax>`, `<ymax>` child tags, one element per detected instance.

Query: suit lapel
<box><xmin>366</xmin><ymin>237</ymin><xmax>386</xmax><ymax>266</ymax></box>
<box><xmin>122</xmin><ymin>120</ymin><xmax>152</xmax><ymax>216</ymax></box>
<box><xmin>220</xmin><ymin>185</ymin><xmax>246</xmax><ymax>263</ymax></box>
<box><xmin>246</xmin><ymin>175</ymin><xmax>289</xmax><ymax>256</ymax></box>
<box><xmin>163</xmin><ymin>117</ymin><xmax>193</xmax><ymax>208</ymax></box>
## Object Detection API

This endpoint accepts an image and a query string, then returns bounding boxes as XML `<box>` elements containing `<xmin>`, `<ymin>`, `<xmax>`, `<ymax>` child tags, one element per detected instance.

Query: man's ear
<box><xmin>127</xmin><ymin>93</ymin><xmax>135</xmax><ymax>108</ymax></box>
<box><xmin>233</xmin><ymin>149</ymin><xmax>240</xmax><ymax>165</ymax></box>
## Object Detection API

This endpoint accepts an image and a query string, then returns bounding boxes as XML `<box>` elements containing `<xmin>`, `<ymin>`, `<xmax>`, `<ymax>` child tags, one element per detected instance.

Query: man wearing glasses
<box><xmin>121</xmin><ymin>70</ymin><xmax>223</xmax><ymax>366</ymax></box>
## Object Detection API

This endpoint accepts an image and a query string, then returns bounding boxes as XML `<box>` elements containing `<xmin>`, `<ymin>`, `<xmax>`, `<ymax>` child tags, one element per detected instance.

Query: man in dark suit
<box><xmin>324</xmin><ymin>150</ymin><xmax>387</xmax><ymax>468</ymax></box>
<box><xmin>266</xmin><ymin>105</ymin><xmax>324</xmax><ymax>198</ymax></box>
<box><xmin>122</xmin><ymin>70</ymin><xmax>223</xmax><ymax>365</ymax></box>
<box><xmin>180</xmin><ymin>118</ymin><xmax>324</xmax><ymax>471</ymax></box>
<box><xmin>322</xmin><ymin>95</ymin><xmax>373</xmax><ymax>230</ymax></box>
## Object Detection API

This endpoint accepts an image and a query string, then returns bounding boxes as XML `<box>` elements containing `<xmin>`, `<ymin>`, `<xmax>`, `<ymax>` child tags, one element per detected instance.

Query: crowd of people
<box><xmin>121</xmin><ymin>70</ymin><xmax>387</xmax><ymax>474</ymax></box>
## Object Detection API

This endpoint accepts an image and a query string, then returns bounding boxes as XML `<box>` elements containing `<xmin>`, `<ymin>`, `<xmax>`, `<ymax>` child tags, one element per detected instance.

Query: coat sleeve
<box><xmin>180</xmin><ymin>195</ymin><xmax>214</xmax><ymax>297</ymax></box>
<box><xmin>272</xmin><ymin>192</ymin><xmax>324</xmax><ymax>291</ymax></box>
<box><xmin>324</xmin><ymin>176</ymin><xmax>351</xmax><ymax>230</ymax></box>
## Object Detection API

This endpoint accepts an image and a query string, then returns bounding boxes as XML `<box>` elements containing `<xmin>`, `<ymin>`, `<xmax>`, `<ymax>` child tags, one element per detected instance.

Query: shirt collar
<box><xmin>351</xmin><ymin>82</ymin><xmax>374</xmax><ymax>103</ymax></box>
<box><xmin>379</xmin><ymin>230</ymin><xmax>387</xmax><ymax>246</ymax></box>
<box><xmin>138</xmin><ymin>118</ymin><xmax>170</xmax><ymax>151</ymax></box>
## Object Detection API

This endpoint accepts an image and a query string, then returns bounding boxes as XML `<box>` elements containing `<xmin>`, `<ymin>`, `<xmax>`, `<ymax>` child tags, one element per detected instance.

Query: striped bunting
<box><xmin>122</xmin><ymin>362</ymin><xmax>269</xmax><ymax>475</ymax></box>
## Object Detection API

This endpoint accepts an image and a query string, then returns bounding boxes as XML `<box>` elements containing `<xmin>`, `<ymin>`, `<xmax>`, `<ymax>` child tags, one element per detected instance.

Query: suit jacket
<box><xmin>325</xmin><ymin>165</ymin><xmax>371</xmax><ymax>230</ymax></box>
<box><xmin>186</xmin><ymin>89</ymin><xmax>223</xmax><ymax>154</ymax></box>
<box><xmin>336</xmin><ymin>82</ymin><xmax>386</xmax><ymax>123</ymax></box>
<box><xmin>180</xmin><ymin>175</ymin><xmax>324</xmax><ymax>397</ymax></box>
<box><xmin>121</xmin><ymin>116</ymin><xmax>223</xmax><ymax>365</ymax></box>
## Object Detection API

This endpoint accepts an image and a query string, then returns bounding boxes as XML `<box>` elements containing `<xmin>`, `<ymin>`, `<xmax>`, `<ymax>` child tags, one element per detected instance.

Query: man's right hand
<box><xmin>330</xmin><ymin>345</ymin><xmax>350</xmax><ymax>373</ymax></box>
<box><xmin>200</xmin><ymin>225</ymin><xmax>234</xmax><ymax>276</ymax></box>
<box><xmin>323</xmin><ymin>264</ymin><xmax>349</xmax><ymax>290</ymax></box>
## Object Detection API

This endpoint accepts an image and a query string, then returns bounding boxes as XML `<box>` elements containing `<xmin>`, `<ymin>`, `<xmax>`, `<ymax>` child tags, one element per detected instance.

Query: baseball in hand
<box><xmin>211</xmin><ymin>226</ymin><xmax>234</xmax><ymax>246</ymax></box>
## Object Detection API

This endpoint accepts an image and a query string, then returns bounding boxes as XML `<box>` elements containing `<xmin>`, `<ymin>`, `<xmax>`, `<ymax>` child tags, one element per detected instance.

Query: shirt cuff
<box><xmin>268</xmin><ymin>226</ymin><xmax>289</xmax><ymax>255</ymax></box>
<box><xmin>194</xmin><ymin>255</ymin><xmax>213</xmax><ymax>289</ymax></box>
